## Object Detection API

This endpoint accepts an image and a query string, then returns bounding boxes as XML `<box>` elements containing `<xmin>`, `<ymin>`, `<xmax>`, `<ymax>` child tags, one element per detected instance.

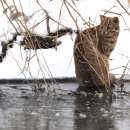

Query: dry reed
<box><xmin>0</xmin><ymin>0</ymin><xmax>130</xmax><ymax>96</ymax></box>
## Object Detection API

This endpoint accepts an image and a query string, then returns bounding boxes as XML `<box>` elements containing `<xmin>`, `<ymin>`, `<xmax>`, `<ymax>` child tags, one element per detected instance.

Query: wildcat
<box><xmin>74</xmin><ymin>15</ymin><xmax>120</xmax><ymax>89</ymax></box>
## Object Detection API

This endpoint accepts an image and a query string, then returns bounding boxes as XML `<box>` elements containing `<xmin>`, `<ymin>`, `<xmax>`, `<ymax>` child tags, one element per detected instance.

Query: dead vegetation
<box><xmin>0</xmin><ymin>0</ymin><xmax>130</xmax><ymax>96</ymax></box>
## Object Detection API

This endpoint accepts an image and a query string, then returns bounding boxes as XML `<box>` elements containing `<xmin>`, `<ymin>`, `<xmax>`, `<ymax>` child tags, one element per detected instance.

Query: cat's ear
<box><xmin>100</xmin><ymin>15</ymin><xmax>106</xmax><ymax>21</ymax></box>
<box><xmin>113</xmin><ymin>17</ymin><xmax>119</xmax><ymax>24</ymax></box>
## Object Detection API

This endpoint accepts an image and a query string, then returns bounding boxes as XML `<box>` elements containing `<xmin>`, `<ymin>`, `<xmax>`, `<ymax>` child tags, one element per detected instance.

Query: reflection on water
<box><xmin>0</xmin><ymin>83</ymin><xmax>130</xmax><ymax>130</ymax></box>
<box><xmin>74</xmin><ymin>91</ymin><xmax>115</xmax><ymax>130</ymax></box>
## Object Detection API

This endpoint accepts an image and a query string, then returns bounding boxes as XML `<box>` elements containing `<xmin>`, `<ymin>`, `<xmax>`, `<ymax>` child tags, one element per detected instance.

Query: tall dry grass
<box><xmin>0</xmin><ymin>0</ymin><xmax>130</xmax><ymax>95</ymax></box>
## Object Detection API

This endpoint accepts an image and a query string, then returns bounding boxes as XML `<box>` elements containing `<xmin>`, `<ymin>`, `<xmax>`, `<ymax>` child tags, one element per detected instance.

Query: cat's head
<box><xmin>99</xmin><ymin>15</ymin><xmax>120</xmax><ymax>36</ymax></box>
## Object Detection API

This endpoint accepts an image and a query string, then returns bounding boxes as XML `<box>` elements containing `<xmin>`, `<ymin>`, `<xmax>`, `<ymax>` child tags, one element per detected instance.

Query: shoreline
<box><xmin>0</xmin><ymin>77</ymin><xmax>77</xmax><ymax>84</ymax></box>
<box><xmin>0</xmin><ymin>77</ymin><xmax>130</xmax><ymax>84</ymax></box>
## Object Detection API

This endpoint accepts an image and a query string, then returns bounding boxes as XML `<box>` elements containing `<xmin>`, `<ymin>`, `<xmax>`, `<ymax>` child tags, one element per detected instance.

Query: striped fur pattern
<box><xmin>74</xmin><ymin>15</ymin><xmax>120</xmax><ymax>88</ymax></box>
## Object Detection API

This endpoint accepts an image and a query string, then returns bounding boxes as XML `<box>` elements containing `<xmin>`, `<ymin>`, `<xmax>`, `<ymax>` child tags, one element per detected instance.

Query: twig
<box><xmin>115</xmin><ymin>0</ymin><xmax>130</xmax><ymax>32</ymax></box>
<box><xmin>102</xmin><ymin>10</ymin><xmax>122</xmax><ymax>16</ymax></box>
<box><xmin>116</xmin><ymin>0</ymin><xmax>130</xmax><ymax>16</ymax></box>
<box><xmin>36</xmin><ymin>0</ymin><xmax>50</xmax><ymax>34</ymax></box>
<box><xmin>63</xmin><ymin>0</ymin><xmax>79</xmax><ymax>30</ymax></box>
<box><xmin>0</xmin><ymin>0</ymin><xmax>18</xmax><ymax>33</ymax></box>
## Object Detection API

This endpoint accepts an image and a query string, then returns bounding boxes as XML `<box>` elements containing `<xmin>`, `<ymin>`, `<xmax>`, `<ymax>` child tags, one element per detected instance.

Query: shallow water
<box><xmin>0</xmin><ymin>83</ymin><xmax>130</xmax><ymax>130</ymax></box>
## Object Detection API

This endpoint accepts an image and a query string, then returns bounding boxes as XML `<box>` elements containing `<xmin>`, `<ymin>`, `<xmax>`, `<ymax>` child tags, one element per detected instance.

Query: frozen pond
<box><xmin>0</xmin><ymin>82</ymin><xmax>130</xmax><ymax>130</ymax></box>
